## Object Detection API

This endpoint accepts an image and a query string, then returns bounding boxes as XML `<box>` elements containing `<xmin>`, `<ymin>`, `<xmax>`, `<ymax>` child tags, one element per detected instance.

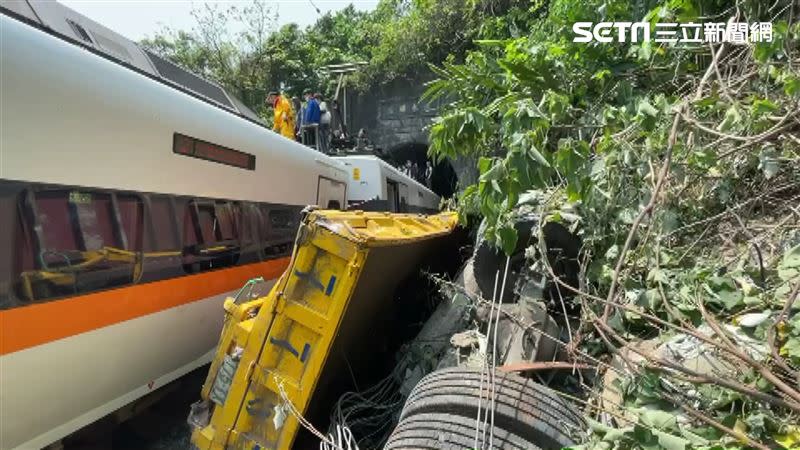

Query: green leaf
<box><xmin>717</xmin><ymin>290</ymin><xmax>744</xmax><ymax>309</ymax></box>
<box><xmin>781</xmin><ymin>244</ymin><xmax>800</xmax><ymax>269</ymax></box>
<box><xmin>784</xmin><ymin>75</ymin><xmax>800</xmax><ymax>97</ymax></box>
<box><xmin>528</xmin><ymin>144</ymin><xmax>551</xmax><ymax>167</ymax></box>
<box><xmin>496</xmin><ymin>224</ymin><xmax>518</xmax><ymax>256</ymax></box>
<box><xmin>653</xmin><ymin>429</ymin><xmax>689</xmax><ymax>450</ymax></box>
<box><xmin>639</xmin><ymin>409</ymin><xmax>678</xmax><ymax>431</ymax></box>
<box><xmin>638</xmin><ymin>289</ymin><xmax>661</xmax><ymax>310</ymax></box>
<box><xmin>637</xmin><ymin>100</ymin><xmax>659</xmax><ymax>117</ymax></box>
<box><xmin>750</xmin><ymin>98</ymin><xmax>779</xmax><ymax>117</ymax></box>
<box><xmin>783</xmin><ymin>337</ymin><xmax>800</xmax><ymax>364</ymax></box>
<box><xmin>718</xmin><ymin>106</ymin><xmax>741</xmax><ymax>131</ymax></box>
<box><xmin>478</xmin><ymin>156</ymin><xmax>493</xmax><ymax>174</ymax></box>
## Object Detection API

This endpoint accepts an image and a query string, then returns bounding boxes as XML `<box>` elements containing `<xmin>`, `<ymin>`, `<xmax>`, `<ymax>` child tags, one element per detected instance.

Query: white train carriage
<box><xmin>338</xmin><ymin>155</ymin><xmax>440</xmax><ymax>213</ymax></box>
<box><xmin>0</xmin><ymin>2</ymin><xmax>361</xmax><ymax>449</ymax></box>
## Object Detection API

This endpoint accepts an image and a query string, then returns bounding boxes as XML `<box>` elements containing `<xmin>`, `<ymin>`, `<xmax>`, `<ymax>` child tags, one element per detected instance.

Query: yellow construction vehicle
<box><xmin>189</xmin><ymin>208</ymin><xmax>458</xmax><ymax>450</ymax></box>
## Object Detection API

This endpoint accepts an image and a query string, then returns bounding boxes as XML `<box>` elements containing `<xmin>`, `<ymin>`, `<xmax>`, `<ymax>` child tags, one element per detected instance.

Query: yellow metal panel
<box><xmin>191</xmin><ymin>210</ymin><xmax>457</xmax><ymax>450</ymax></box>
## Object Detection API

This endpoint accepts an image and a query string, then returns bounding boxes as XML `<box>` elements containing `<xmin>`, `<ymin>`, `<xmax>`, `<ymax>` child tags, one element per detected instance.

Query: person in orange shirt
<box><xmin>267</xmin><ymin>91</ymin><xmax>296</xmax><ymax>140</ymax></box>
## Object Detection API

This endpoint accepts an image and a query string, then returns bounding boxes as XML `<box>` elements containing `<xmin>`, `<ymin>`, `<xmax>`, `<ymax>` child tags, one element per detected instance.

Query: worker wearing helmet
<box><xmin>267</xmin><ymin>91</ymin><xmax>296</xmax><ymax>140</ymax></box>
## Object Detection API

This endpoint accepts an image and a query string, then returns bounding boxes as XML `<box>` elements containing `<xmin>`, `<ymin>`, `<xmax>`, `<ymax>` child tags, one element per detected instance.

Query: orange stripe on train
<box><xmin>0</xmin><ymin>258</ymin><xmax>290</xmax><ymax>355</ymax></box>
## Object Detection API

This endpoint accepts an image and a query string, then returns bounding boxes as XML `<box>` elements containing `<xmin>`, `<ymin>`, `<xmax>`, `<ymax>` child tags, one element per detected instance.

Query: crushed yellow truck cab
<box><xmin>189</xmin><ymin>209</ymin><xmax>458</xmax><ymax>450</ymax></box>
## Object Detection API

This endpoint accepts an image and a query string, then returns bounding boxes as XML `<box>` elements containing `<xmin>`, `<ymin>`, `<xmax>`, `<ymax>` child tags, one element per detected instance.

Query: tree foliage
<box><xmin>140</xmin><ymin>0</ymin><xmax>539</xmax><ymax>120</ymax></box>
<box><xmin>141</xmin><ymin>2</ymin><xmax>377</xmax><ymax>119</ymax></box>
<box><xmin>425</xmin><ymin>0</ymin><xmax>800</xmax><ymax>448</ymax></box>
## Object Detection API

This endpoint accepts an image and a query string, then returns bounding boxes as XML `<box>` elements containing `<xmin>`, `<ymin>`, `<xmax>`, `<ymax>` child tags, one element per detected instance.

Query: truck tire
<box><xmin>384</xmin><ymin>412</ymin><xmax>540</xmax><ymax>450</ymax></box>
<box><xmin>400</xmin><ymin>368</ymin><xmax>584</xmax><ymax>449</ymax></box>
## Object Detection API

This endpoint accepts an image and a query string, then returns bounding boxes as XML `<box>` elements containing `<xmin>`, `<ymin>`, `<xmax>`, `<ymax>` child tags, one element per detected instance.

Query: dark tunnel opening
<box><xmin>378</xmin><ymin>142</ymin><xmax>458</xmax><ymax>198</ymax></box>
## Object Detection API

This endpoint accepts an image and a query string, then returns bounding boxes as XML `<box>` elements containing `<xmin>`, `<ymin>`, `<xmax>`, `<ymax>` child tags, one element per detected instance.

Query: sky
<box><xmin>60</xmin><ymin>0</ymin><xmax>380</xmax><ymax>41</ymax></box>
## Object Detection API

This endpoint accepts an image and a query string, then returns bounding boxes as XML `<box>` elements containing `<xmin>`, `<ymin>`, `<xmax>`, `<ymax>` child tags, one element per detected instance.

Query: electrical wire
<box><xmin>307</xmin><ymin>0</ymin><xmax>322</xmax><ymax>15</ymax></box>
<box><xmin>275</xmin><ymin>375</ymin><xmax>348</xmax><ymax>450</ymax></box>
<box><xmin>489</xmin><ymin>256</ymin><xmax>511</xmax><ymax>450</ymax></box>
<box><xmin>320</xmin><ymin>424</ymin><xmax>358</xmax><ymax>450</ymax></box>
<box><xmin>475</xmin><ymin>269</ymin><xmax>500</xmax><ymax>449</ymax></box>
<box><xmin>328</xmin><ymin>357</ymin><xmax>409</xmax><ymax>449</ymax></box>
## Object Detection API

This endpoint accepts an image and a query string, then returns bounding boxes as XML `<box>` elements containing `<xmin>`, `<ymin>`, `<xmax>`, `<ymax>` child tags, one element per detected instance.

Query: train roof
<box><xmin>0</xmin><ymin>0</ymin><xmax>264</xmax><ymax>124</ymax></box>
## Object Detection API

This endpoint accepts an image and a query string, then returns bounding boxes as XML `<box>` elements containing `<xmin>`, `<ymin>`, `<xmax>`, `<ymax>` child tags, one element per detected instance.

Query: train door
<box><xmin>386</xmin><ymin>180</ymin><xmax>399</xmax><ymax>212</ymax></box>
<box><xmin>317</xmin><ymin>176</ymin><xmax>347</xmax><ymax>210</ymax></box>
<box><xmin>398</xmin><ymin>183</ymin><xmax>409</xmax><ymax>213</ymax></box>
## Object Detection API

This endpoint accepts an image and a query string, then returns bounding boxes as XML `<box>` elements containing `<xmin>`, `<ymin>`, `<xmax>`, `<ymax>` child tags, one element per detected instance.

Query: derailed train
<box><xmin>0</xmin><ymin>2</ymin><xmax>438</xmax><ymax>449</ymax></box>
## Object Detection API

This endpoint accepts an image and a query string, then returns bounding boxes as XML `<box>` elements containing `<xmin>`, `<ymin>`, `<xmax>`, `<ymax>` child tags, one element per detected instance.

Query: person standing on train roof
<box><xmin>304</xmin><ymin>90</ymin><xmax>321</xmax><ymax>125</ymax></box>
<box><xmin>267</xmin><ymin>91</ymin><xmax>295</xmax><ymax>140</ymax></box>
<box><xmin>302</xmin><ymin>90</ymin><xmax>321</xmax><ymax>150</ymax></box>
<box><xmin>316</xmin><ymin>93</ymin><xmax>331</xmax><ymax>153</ymax></box>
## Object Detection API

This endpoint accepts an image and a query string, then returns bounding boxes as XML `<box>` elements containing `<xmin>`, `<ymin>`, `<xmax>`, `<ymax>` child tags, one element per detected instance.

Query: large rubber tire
<box><xmin>384</xmin><ymin>412</ymin><xmax>540</xmax><ymax>450</ymax></box>
<box><xmin>400</xmin><ymin>368</ymin><xmax>584</xmax><ymax>449</ymax></box>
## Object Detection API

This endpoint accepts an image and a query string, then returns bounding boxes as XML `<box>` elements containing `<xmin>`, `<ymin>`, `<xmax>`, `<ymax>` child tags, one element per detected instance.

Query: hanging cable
<box><xmin>475</xmin><ymin>269</ymin><xmax>500</xmax><ymax>449</ymax></box>
<box><xmin>308</xmin><ymin>0</ymin><xmax>322</xmax><ymax>15</ymax></box>
<box><xmin>489</xmin><ymin>256</ymin><xmax>512</xmax><ymax>450</ymax></box>
<box><xmin>275</xmin><ymin>375</ymin><xmax>348</xmax><ymax>450</ymax></box>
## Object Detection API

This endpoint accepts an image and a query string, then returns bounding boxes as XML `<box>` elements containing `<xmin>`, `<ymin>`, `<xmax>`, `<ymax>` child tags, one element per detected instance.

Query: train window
<box><xmin>193</xmin><ymin>202</ymin><xmax>216</xmax><ymax>244</ymax></box>
<box><xmin>14</xmin><ymin>189</ymin><xmax>138</xmax><ymax>302</ymax></box>
<box><xmin>214</xmin><ymin>202</ymin><xmax>236</xmax><ymax>241</ymax></box>
<box><xmin>235</xmin><ymin>203</ymin><xmax>256</xmax><ymax>245</ymax></box>
<box><xmin>256</xmin><ymin>204</ymin><xmax>271</xmax><ymax>239</ymax></box>
<box><xmin>139</xmin><ymin>196</ymin><xmax>182</xmax><ymax>283</ymax></box>
<box><xmin>182</xmin><ymin>200</ymin><xmax>241</xmax><ymax>273</ymax></box>
<box><xmin>36</xmin><ymin>190</ymin><xmax>80</xmax><ymax>253</ymax></box>
<box><xmin>257</xmin><ymin>206</ymin><xmax>298</xmax><ymax>257</ymax></box>
<box><xmin>148</xmin><ymin>196</ymin><xmax>180</xmax><ymax>251</ymax></box>
<box><xmin>235</xmin><ymin>203</ymin><xmax>262</xmax><ymax>264</ymax></box>
<box><xmin>117</xmin><ymin>195</ymin><xmax>144</xmax><ymax>251</ymax></box>
<box><xmin>2</xmin><ymin>187</ymin><xmax>25</xmax><ymax>308</ymax></box>
<box><xmin>269</xmin><ymin>209</ymin><xmax>297</xmax><ymax>229</ymax></box>
<box><xmin>72</xmin><ymin>192</ymin><xmax>117</xmax><ymax>250</ymax></box>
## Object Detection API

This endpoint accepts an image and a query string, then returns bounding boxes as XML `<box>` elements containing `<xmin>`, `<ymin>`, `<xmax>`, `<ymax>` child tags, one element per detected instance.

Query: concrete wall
<box><xmin>348</xmin><ymin>77</ymin><xmax>440</xmax><ymax>151</ymax></box>
<box><xmin>345</xmin><ymin>76</ymin><xmax>477</xmax><ymax>193</ymax></box>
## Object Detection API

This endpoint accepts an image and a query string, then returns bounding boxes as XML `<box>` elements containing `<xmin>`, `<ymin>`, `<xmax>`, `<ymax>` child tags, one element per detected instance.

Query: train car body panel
<box><xmin>3</xmin><ymin>294</ymin><xmax>229</xmax><ymax>449</ymax></box>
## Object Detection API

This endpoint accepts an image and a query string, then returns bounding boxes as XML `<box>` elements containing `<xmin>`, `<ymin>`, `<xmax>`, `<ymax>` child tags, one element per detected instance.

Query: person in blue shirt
<box><xmin>302</xmin><ymin>90</ymin><xmax>321</xmax><ymax>149</ymax></box>
<box><xmin>303</xmin><ymin>90</ymin><xmax>321</xmax><ymax>125</ymax></box>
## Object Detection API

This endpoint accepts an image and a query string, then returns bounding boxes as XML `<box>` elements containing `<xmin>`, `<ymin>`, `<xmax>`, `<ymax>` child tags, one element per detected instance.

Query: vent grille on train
<box><xmin>144</xmin><ymin>50</ymin><xmax>234</xmax><ymax>110</ymax></box>
<box><xmin>66</xmin><ymin>19</ymin><xmax>93</xmax><ymax>44</ymax></box>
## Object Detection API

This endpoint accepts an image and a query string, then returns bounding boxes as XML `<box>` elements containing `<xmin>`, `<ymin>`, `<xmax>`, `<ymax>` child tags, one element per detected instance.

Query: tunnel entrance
<box><xmin>379</xmin><ymin>142</ymin><xmax>457</xmax><ymax>198</ymax></box>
